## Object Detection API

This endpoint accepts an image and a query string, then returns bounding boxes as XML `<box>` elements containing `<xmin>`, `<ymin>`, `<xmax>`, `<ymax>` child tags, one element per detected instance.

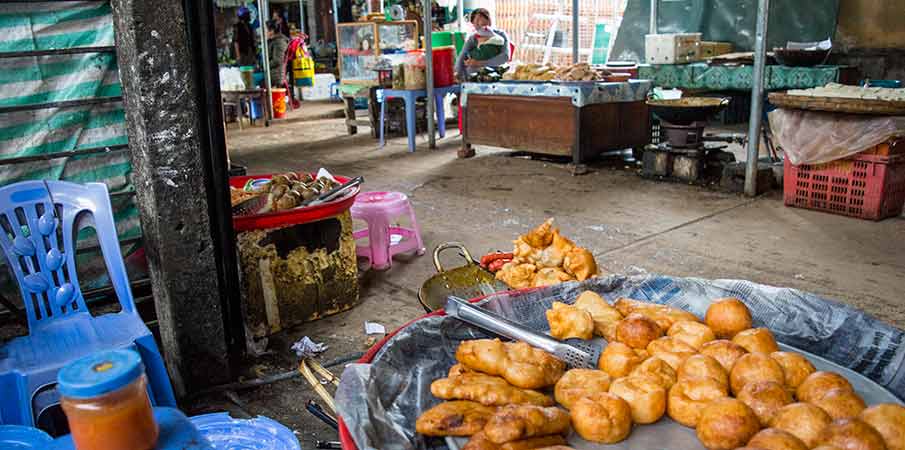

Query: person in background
<box><xmin>454</xmin><ymin>8</ymin><xmax>510</xmax><ymax>81</ymax></box>
<box><xmin>233</xmin><ymin>7</ymin><xmax>257</xmax><ymax>67</ymax></box>
<box><xmin>271</xmin><ymin>7</ymin><xmax>291</xmax><ymax>38</ymax></box>
<box><xmin>266</xmin><ymin>20</ymin><xmax>290</xmax><ymax>88</ymax></box>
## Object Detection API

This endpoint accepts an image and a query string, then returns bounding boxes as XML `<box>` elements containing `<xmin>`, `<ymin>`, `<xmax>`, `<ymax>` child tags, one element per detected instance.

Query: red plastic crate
<box><xmin>784</xmin><ymin>153</ymin><xmax>905</xmax><ymax>220</ymax></box>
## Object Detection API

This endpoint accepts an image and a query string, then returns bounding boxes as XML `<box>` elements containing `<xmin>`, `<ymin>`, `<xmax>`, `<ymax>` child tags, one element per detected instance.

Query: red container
<box><xmin>229</xmin><ymin>173</ymin><xmax>359</xmax><ymax>231</ymax></box>
<box><xmin>271</xmin><ymin>88</ymin><xmax>287</xmax><ymax>119</ymax></box>
<box><xmin>783</xmin><ymin>153</ymin><xmax>905</xmax><ymax>220</ymax></box>
<box><xmin>432</xmin><ymin>46</ymin><xmax>456</xmax><ymax>87</ymax></box>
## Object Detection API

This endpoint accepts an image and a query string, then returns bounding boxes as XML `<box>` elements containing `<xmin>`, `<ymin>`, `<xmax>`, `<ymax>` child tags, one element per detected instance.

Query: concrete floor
<box><xmin>194</xmin><ymin>113</ymin><xmax>905</xmax><ymax>448</ymax></box>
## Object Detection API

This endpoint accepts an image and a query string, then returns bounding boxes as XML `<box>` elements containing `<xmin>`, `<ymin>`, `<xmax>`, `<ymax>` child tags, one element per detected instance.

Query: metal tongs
<box><xmin>444</xmin><ymin>296</ymin><xmax>603</xmax><ymax>369</ymax></box>
<box><xmin>307</xmin><ymin>176</ymin><xmax>364</xmax><ymax>206</ymax></box>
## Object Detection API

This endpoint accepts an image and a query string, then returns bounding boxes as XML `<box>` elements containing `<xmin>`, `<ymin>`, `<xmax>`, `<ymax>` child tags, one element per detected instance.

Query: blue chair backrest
<box><xmin>0</xmin><ymin>181</ymin><xmax>136</xmax><ymax>332</ymax></box>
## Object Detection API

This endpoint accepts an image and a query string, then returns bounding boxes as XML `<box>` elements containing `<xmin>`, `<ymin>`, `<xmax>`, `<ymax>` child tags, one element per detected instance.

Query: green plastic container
<box><xmin>432</xmin><ymin>31</ymin><xmax>453</xmax><ymax>47</ymax></box>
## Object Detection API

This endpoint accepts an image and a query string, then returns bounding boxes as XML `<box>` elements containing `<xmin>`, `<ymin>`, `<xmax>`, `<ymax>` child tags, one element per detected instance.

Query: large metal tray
<box><xmin>446</xmin><ymin>342</ymin><xmax>903</xmax><ymax>450</ymax></box>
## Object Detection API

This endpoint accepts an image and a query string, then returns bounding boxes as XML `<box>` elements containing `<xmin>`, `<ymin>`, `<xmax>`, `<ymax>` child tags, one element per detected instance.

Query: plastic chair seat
<box><xmin>351</xmin><ymin>192</ymin><xmax>425</xmax><ymax>271</ymax></box>
<box><xmin>378</xmin><ymin>85</ymin><xmax>461</xmax><ymax>152</ymax></box>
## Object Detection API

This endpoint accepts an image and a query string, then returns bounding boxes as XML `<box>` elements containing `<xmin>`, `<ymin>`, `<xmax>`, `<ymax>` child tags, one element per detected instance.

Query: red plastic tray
<box><xmin>230</xmin><ymin>173</ymin><xmax>359</xmax><ymax>232</ymax></box>
<box><xmin>783</xmin><ymin>153</ymin><xmax>905</xmax><ymax>221</ymax></box>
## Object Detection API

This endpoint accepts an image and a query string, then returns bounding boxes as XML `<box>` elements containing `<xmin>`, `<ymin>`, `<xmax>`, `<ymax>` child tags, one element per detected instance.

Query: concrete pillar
<box><xmin>110</xmin><ymin>0</ymin><xmax>234</xmax><ymax>394</ymax></box>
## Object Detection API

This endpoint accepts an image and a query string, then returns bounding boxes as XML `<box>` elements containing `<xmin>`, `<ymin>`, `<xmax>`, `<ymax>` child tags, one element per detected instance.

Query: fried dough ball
<box><xmin>608</xmin><ymin>376</ymin><xmax>667</xmax><ymax>424</ymax></box>
<box><xmin>613</xmin><ymin>298</ymin><xmax>699</xmax><ymax>330</ymax></box>
<box><xmin>700</xmin><ymin>339</ymin><xmax>749</xmax><ymax>373</ymax></box>
<box><xmin>770</xmin><ymin>352</ymin><xmax>816</xmax><ymax>392</ymax></box>
<box><xmin>770</xmin><ymin>403</ymin><xmax>833</xmax><ymax>448</ymax></box>
<box><xmin>730</xmin><ymin>353</ymin><xmax>785</xmax><ymax>396</ymax></box>
<box><xmin>546</xmin><ymin>302</ymin><xmax>594</xmax><ymax>340</ymax></box>
<box><xmin>615</xmin><ymin>313</ymin><xmax>663</xmax><ymax>349</ymax></box>
<box><xmin>646</xmin><ymin>336</ymin><xmax>698</xmax><ymax>371</ymax></box>
<box><xmin>415</xmin><ymin>401</ymin><xmax>497</xmax><ymax>436</ymax></box>
<box><xmin>570</xmin><ymin>393</ymin><xmax>633</xmax><ymax>444</ymax></box>
<box><xmin>668</xmin><ymin>320</ymin><xmax>716</xmax><ymax>350</ymax></box>
<box><xmin>860</xmin><ymin>403</ymin><xmax>905</xmax><ymax>450</ymax></box>
<box><xmin>667</xmin><ymin>376</ymin><xmax>729</xmax><ymax>427</ymax></box>
<box><xmin>572</xmin><ymin>291</ymin><xmax>622</xmax><ymax>337</ymax></box>
<box><xmin>811</xmin><ymin>388</ymin><xmax>867</xmax><ymax>420</ymax></box>
<box><xmin>732</xmin><ymin>328</ymin><xmax>780</xmax><ymax>354</ymax></box>
<box><xmin>483</xmin><ymin>405</ymin><xmax>571</xmax><ymax>444</ymax></box>
<box><xmin>678</xmin><ymin>354</ymin><xmax>729</xmax><ymax>387</ymax></box>
<box><xmin>629</xmin><ymin>356</ymin><xmax>677</xmax><ymax>390</ymax></box>
<box><xmin>705</xmin><ymin>298</ymin><xmax>753</xmax><ymax>339</ymax></box>
<box><xmin>747</xmin><ymin>428</ymin><xmax>808</xmax><ymax>450</ymax></box>
<box><xmin>695</xmin><ymin>398</ymin><xmax>761</xmax><ymax>450</ymax></box>
<box><xmin>553</xmin><ymin>369</ymin><xmax>611</xmax><ymax>410</ymax></box>
<box><xmin>737</xmin><ymin>381</ymin><xmax>793</xmax><ymax>427</ymax></box>
<box><xmin>817</xmin><ymin>418</ymin><xmax>887</xmax><ymax>450</ymax></box>
<box><xmin>598</xmin><ymin>342</ymin><xmax>644</xmax><ymax>378</ymax></box>
<box><xmin>796</xmin><ymin>371</ymin><xmax>854</xmax><ymax>403</ymax></box>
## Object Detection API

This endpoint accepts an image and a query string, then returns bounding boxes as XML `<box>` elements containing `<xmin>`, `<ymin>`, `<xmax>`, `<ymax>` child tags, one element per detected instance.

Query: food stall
<box><xmin>460</xmin><ymin>73</ymin><xmax>653</xmax><ymax>171</ymax></box>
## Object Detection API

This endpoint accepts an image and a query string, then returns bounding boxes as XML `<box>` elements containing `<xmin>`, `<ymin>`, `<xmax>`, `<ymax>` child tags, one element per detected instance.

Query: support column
<box><xmin>572</xmin><ymin>0</ymin><xmax>580</xmax><ymax>64</ymax></box>
<box><xmin>745</xmin><ymin>0</ymin><xmax>770</xmax><ymax>197</ymax></box>
<box><xmin>111</xmin><ymin>0</ymin><xmax>236</xmax><ymax>394</ymax></box>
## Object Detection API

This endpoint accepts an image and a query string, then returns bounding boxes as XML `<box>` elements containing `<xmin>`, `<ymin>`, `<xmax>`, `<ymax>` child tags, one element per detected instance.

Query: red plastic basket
<box><xmin>783</xmin><ymin>153</ymin><xmax>905</xmax><ymax>221</ymax></box>
<box><xmin>230</xmin><ymin>173</ymin><xmax>359</xmax><ymax>231</ymax></box>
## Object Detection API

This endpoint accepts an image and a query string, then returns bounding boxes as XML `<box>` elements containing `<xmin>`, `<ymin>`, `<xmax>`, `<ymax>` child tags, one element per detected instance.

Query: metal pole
<box><xmin>745</xmin><ymin>0</ymin><xmax>770</xmax><ymax>197</ymax></box>
<box><xmin>424</xmin><ymin>0</ymin><xmax>436</xmax><ymax>149</ymax></box>
<box><xmin>650</xmin><ymin>0</ymin><xmax>658</xmax><ymax>34</ymax></box>
<box><xmin>572</xmin><ymin>0</ymin><xmax>579</xmax><ymax>63</ymax></box>
<box><xmin>332</xmin><ymin>0</ymin><xmax>339</xmax><ymax>40</ymax></box>
<box><xmin>299</xmin><ymin>0</ymin><xmax>306</xmax><ymax>34</ymax></box>
<box><xmin>458</xmin><ymin>0</ymin><xmax>464</xmax><ymax>31</ymax></box>
<box><xmin>257</xmin><ymin>0</ymin><xmax>274</xmax><ymax>120</ymax></box>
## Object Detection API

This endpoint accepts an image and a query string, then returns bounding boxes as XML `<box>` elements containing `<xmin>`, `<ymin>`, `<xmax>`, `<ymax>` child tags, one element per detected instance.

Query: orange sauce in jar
<box><xmin>58</xmin><ymin>350</ymin><xmax>159</xmax><ymax>450</ymax></box>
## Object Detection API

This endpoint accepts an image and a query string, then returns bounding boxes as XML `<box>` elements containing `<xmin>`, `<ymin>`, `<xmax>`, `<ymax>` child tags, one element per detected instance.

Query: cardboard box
<box><xmin>698</xmin><ymin>41</ymin><xmax>734</xmax><ymax>59</ymax></box>
<box><xmin>645</xmin><ymin>33</ymin><xmax>702</xmax><ymax>64</ymax></box>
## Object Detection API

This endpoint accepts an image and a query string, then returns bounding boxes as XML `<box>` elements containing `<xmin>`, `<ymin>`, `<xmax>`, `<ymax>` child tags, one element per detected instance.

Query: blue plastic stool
<box><xmin>49</xmin><ymin>408</ymin><xmax>213</xmax><ymax>450</ymax></box>
<box><xmin>0</xmin><ymin>425</ymin><xmax>53</xmax><ymax>449</ymax></box>
<box><xmin>189</xmin><ymin>412</ymin><xmax>300</xmax><ymax>450</ymax></box>
<box><xmin>378</xmin><ymin>84</ymin><xmax>462</xmax><ymax>152</ymax></box>
<box><xmin>0</xmin><ymin>181</ymin><xmax>176</xmax><ymax>430</ymax></box>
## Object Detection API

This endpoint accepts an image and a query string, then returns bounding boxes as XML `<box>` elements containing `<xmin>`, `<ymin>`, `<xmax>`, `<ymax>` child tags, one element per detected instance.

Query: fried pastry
<box><xmin>817</xmin><ymin>418</ymin><xmax>887</xmax><ymax>450</ymax></box>
<box><xmin>570</xmin><ymin>392</ymin><xmax>633</xmax><ymax>444</ymax></box>
<box><xmin>523</xmin><ymin>218</ymin><xmax>555</xmax><ymax>248</ymax></box>
<box><xmin>729</xmin><ymin>352</ymin><xmax>785</xmax><ymax>395</ymax></box>
<box><xmin>646</xmin><ymin>336</ymin><xmax>698</xmax><ymax>370</ymax></box>
<box><xmin>483</xmin><ymin>405</ymin><xmax>570</xmax><ymax>444</ymax></box>
<box><xmin>562</xmin><ymin>246</ymin><xmax>598</xmax><ymax>281</ymax></box>
<box><xmin>533</xmin><ymin>268</ymin><xmax>574</xmax><ymax>287</ymax></box>
<box><xmin>572</xmin><ymin>291</ymin><xmax>622</xmax><ymax>337</ymax></box>
<box><xmin>811</xmin><ymin>388</ymin><xmax>866</xmax><ymax>420</ymax></box>
<box><xmin>533</xmin><ymin>230</ymin><xmax>574</xmax><ymax>269</ymax></box>
<box><xmin>705</xmin><ymin>298</ymin><xmax>753</xmax><ymax>339</ymax></box>
<box><xmin>462</xmin><ymin>431</ymin><xmax>567</xmax><ymax>450</ymax></box>
<box><xmin>616</xmin><ymin>313</ymin><xmax>664</xmax><ymax>349</ymax></box>
<box><xmin>732</xmin><ymin>328</ymin><xmax>780</xmax><ymax>354</ymax></box>
<box><xmin>747</xmin><ymin>428</ymin><xmax>808</xmax><ymax>450</ymax></box>
<box><xmin>769</xmin><ymin>352</ymin><xmax>816</xmax><ymax>392</ymax></box>
<box><xmin>770</xmin><ymin>403</ymin><xmax>832</xmax><ymax>448</ymax></box>
<box><xmin>737</xmin><ymin>381</ymin><xmax>793</xmax><ymax>426</ymax></box>
<box><xmin>554</xmin><ymin>368</ymin><xmax>611</xmax><ymax>410</ymax></box>
<box><xmin>796</xmin><ymin>371</ymin><xmax>854</xmax><ymax>403</ymax></box>
<box><xmin>546</xmin><ymin>302</ymin><xmax>594</xmax><ymax>340</ymax></box>
<box><xmin>667</xmin><ymin>376</ymin><xmax>729</xmax><ymax>427</ymax></box>
<box><xmin>630</xmin><ymin>356</ymin><xmax>677</xmax><ymax>390</ymax></box>
<box><xmin>496</xmin><ymin>262</ymin><xmax>537</xmax><ymax>289</ymax></box>
<box><xmin>614</xmin><ymin>298</ymin><xmax>699</xmax><ymax>330</ymax></box>
<box><xmin>668</xmin><ymin>320</ymin><xmax>716</xmax><ymax>350</ymax></box>
<box><xmin>431</xmin><ymin>371</ymin><xmax>553</xmax><ymax>406</ymax></box>
<box><xmin>696</xmin><ymin>398</ymin><xmax>761</xmax><ymax>450</ymax></box>
<box><xmin>416</xmin><ymin>401</ymin><xmax>497</xmax><ymax>436</ymax></box>
<box><xmin>678</xmin><ymin>354</ymin><xmax>728</xmax><ymax>387</ymax></box>
<box><xmin>456</xmin><ymin>339</ymin><xmax>565</xmax><ymax>389</ymax></box>
<box><xmin>700</xmin><ymin>339</ymin><xmax>748</xmax><ymax>373</ymax></box>
<box><xmin>598</xmin><ymin>342</ymin><xmax>645</xmax><ymax>378</ymax></box>
<box><xmin>609</xmin><ymin>376</ymin><xmax>667</xmax><ymax>424</ymax></box>
<box><xmin>860</xmin><ymin>403</ymin><xmax>905</xmax><ymax>450</ymax></box>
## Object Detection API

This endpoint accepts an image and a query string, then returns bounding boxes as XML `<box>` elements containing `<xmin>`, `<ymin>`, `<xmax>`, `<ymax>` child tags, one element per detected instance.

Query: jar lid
<box><xmin>57</xmin><ymin>349</ymin><xmax>145</xmax><ymax>399</ymax></box>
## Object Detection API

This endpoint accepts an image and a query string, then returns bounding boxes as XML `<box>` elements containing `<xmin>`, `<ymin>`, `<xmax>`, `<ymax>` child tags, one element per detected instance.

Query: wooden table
<box><xmin>460</xmin><ymin>81</ymin><xmax>653</xmax><ymax>172</ymax></box>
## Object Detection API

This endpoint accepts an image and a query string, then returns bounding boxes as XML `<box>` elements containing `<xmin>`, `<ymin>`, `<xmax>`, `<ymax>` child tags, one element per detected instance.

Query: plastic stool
<box><xmin>351</xmin><ymin>192</ymin><xmax>425</xmax><ymax>270</ymax></box>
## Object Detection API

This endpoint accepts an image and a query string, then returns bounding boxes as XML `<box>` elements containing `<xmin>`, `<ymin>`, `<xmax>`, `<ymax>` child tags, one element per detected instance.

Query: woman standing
<box><xmin>454</xmin><ymin>8</ymin><xmax>510</xmax><ymax>81</ymax></box>
<box><xmin>266</xmin><ymin>20</ymin><xmax>290</xmax><ymax>88</ymax></box>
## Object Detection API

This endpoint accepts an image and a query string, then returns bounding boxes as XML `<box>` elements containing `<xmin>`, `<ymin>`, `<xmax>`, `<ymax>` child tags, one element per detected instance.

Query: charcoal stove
<box><xmin>643</xmin><ymin>97</ymin><xmax>735</xmax><ymax>182</ymax></box>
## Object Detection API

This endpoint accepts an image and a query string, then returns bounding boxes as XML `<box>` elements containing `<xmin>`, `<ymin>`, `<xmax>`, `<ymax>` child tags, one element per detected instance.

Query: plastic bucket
<box><xmin>432</xmin><ymin>46</ymin><xmax>456</xmax><ymax>88</ymax></box>
<box><xmin>271</xmin><ymin>88</ymin><xmax>287</xmax><ymax>119</ymax></box>
<box><xmin>431</xmin><ymin>32</ymin><xmax>452</xmax><ymax>47</ymax></box>
<box><xmin>239</xmin><ymin>66</ymin><xmax>255</xmax><ymax>89</ymax></box>
<box><xmin>249</xmin><ymin>98</ymin><xmax>263</xmax><ymax>120</ymax></box>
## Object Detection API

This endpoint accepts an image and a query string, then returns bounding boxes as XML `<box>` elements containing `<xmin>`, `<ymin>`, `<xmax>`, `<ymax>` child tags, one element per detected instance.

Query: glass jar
<box><xmin>58</xmin><ymin>349</ymin><xmax>159</xmax><ymax>450</ymax></box>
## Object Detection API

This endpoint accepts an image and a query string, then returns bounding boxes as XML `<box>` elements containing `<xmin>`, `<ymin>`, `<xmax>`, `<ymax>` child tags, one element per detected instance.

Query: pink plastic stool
<box><xmin>351</xmin><ymin>191</ymin><xmax>425</xmax><ymax>270</ymax></box>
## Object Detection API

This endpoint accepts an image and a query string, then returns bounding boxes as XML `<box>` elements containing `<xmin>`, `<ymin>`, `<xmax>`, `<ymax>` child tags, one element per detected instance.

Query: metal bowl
<box><xmin>646</xmin><ymin>97</ymin><xmax>730</xmax><ymax>125</ymax></box>
<box><xmin>773</xmin><ymin>48</ymin><xmax>831</xmax><ymax>67</ymax></box>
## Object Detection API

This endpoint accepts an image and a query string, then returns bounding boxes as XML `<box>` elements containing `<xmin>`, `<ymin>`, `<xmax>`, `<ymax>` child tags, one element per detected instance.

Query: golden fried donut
<box><xmin>667</xmin><ymin>376</ymin><xmax>729</xmax><ymax>427</ymax></box>
<box><xmin>646</xmin><ymin>336</ymin><xmax>697</xmax><ymax>370</ymax></box>
<box><xmin>730</xmin><ymin>353</ymin><xmax>785</xmax><ymax>396</ymax></box>
<box><xmin>705</xmin><ymin>298</ymin><xmax>753</xmax><ymax>339</ymax></box>
<box><xmin>817</xmin><ymin>418</ymin><xmax>887</xmax><ymax>450</ymax></box>
<box><xmin>598</xmin><ymin>342</ymin><xmax>644</xmax><ymax>378</ymax></box>
<box><xmin>546</xmin><ymin>302</ymin><xmax>595</xmax><ymax>340</ymax></box>
<box><xmin>860</xmin><ymin>403</ymin><xmax>905</xmax><ymax>450</ymax></box>
<box><xmin>796</xmin><ymin>371</ymin><xmax>854</xmax><ymax>403</ymax></box>
<box><xmin>553</xmin><ymin>368</ymin><xmax>611</xmax><ymax>410</ymax></box>
<box><xmin>770</xmin><ymin>403</ymin><xmax>833</xmax><ymax>448</ymax></box>
<box><xmin>678</xmin><ymin>354</ymin><xmax>729</xmax><ymax>387</ymax></box>
<box><xmin>696</xmin><ymin>398</ymin><xmax>761</xmax><ymax>450</ymax></box>
<box><xmin>737</xmin><ymin>381</ymin><xmax>793</xmax><ymax>427</ymax></box>
<box><xmin>613</xmin><ymin>298</ymin><xmax>699</xmax><ymax>330</ymax></box>
<box><xmin>570</xmin><ymin>392</ymin><xmax>632</xmax><ymax>444</ymax></box>
<box><xmin>668</xmin><ymin>320</ymin><xmax>716</xmax><ymax>350</ymax></box>
<box><xmin>770</xmin><ymin>352</ymin><xmax>816</xmax><ymax>392</ymax></box>
<box><xmin>615</xmin><ymin>313</ymin><xmax>664</xmax><ymax>349</ymax></box>
<box><xmin>573</xmin><ymin>290</ymin><xmax>623</xmax><ymax>337</ymax></box>
<box><xmin>811</xmin><ymin>388</ymin><xmax>867</xmax><ymax>420</ymax></box>
<box><xmin>608</xmin><ymin>376</ymin><xmax>667</xmax><ymax>424</ymax></box>
<box><xmin>747</xmin><ymin>428</ymin><xmax>808</xmax><ymax>450</ymax></box>
<box><xmin>732</xmin><ymin>328</ymin><xmax>780</xmax><ymax>354</ymax></box>
<box><xmin>629</xmin><ymin>356</ymin><xmax>677</xmax><ymax>390</ymax></box>
<box><xmin>700</xmin><ymin>339</ymin><xmax>749</xmax><ymax>373</ymax></box>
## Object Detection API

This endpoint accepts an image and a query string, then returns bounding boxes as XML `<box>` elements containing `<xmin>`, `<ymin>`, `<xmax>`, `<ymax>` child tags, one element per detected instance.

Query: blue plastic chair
<box><xmin>0</xmin><ymin>181</ymin><xmax>176</xmax><ymax>429</ymax></box>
